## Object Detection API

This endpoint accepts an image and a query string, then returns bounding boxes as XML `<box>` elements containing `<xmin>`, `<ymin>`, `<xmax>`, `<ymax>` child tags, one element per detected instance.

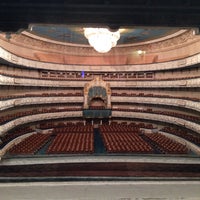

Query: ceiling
<box><xmin>0</xmin><ymin>1</ymin><xmax>200</xmax><ymax>32</ymax></box>
<box><xmin>28</xmin><ymin>24</ymin><xmax>180</xmax><ymax>45</ymax></box>
<box><xmin>0</xmin><ymin>1</ymin><xmax>198</xmax><ymax>48</ymax></box>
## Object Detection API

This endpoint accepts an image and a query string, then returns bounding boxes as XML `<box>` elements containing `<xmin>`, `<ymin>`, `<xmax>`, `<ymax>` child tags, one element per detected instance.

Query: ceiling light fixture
<box><xmin>84</xmin><ymin>28</ymin><xmax>120</xmax><ymax>53</ymax></box>
<box><xmin>137</xmin><ymin>50</ymin><xmax>146</xmax><ymax>55</ymax></box>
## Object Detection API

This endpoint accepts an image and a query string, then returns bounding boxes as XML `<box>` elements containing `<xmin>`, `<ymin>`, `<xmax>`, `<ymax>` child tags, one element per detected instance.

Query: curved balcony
<box><xmin>112</xmin><ymin>110</ymin><xmax>200</xmax><ymax>134</ymax></box>
<box><xmin>112</xmin><ymin>96</ymin><xmax>200</xmax><ymax>113</ymax></box>
<box><xmin>1</xmin><ymin>73</ymin><xmax>199</xmax><ymax>88</ymax></box>
<box><xmin>0</xmin><ymin>96</ymin><xmax>83</xmax><ymax>111</ymax></box>
<box><xmin>0</xmin><ymin>110</ymin><xmax>82</xmax><ymax>135</ymax></box>
<box><xmin>0</xmin><ymin>108</ymin><xmax>199</xmax><ymax>137</ymax></box>
<box><xmin>1</xmin><ymin>95</ymin><xmax>199</xmax><ymax>117</ymax></box>
<box><xmin>0</xmin><ymin>43</ymin><xmax>200</xmax><ymax>72</ymax></box>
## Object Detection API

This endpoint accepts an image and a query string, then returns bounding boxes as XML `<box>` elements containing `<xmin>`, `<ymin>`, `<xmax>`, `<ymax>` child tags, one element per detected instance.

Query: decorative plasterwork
<box><xmin>83</xmin><ymin>77</ymin><xmax>111</xmax><ymax>109</ymax></box>
<box><xmin>16</xmin><ymin>30</ymin><xmax>194</xmax><ymax>54</ymax></box>
<box><xmin>140</xmin><ymin>29</ymin><xmax>196</xmax><ymax>53</ymax></box>
<box><xmin>0</xmin><ymin>110</ymin><xmax>199</xmax><ymax>136</ymax></box>
<box><xmin>0</xmin><ymin>111</ymin><xmax>82</xmax><ymax>135</ymax></box>
<box><xmin>0</xmin><ymin>96</ymin><xmax>199</xmax><ymax>113</ymax></box>
<box><xmin>112</xmin><ymin>111</ymin><xmax>200</xmax><ymax>134</ymax></box>
<box><xmin>111</xmin><ymin>97</ymin><xmax>200</xmax><ymax>113</ymax></box>
<box><xmin>1</xmin><ymin>46</ymin><xmax>200</xmax><ymax>72</ymax></box>
<box><xmin>0</xmin><ymin>132</ymin><xmax>36</xmax><ymax>157</ymax></box>
<box><xmin>0</xmin><ymin>96</ymin><xmax>83</xmax><ymax>111</ymax></box>
<box><xmin>0</xmin><ymin>29</ymin><xmax>196</xmax><ymax>56</ymax></box>
<box><xmin>24</xmin><ymin>27</ymin><xmax>185</xmax><ymax>47</ymax></box>
<box><xmin>1</xmin><ymin>74</ymin><xmax>199</xmax><ymax>88</ymax></box>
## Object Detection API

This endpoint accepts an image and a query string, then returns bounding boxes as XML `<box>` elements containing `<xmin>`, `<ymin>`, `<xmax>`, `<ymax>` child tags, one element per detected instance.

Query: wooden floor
<box><xmin>0</xmin><ymin>162</ymin><xmax>200</xmax><ymax>178</ymax></box>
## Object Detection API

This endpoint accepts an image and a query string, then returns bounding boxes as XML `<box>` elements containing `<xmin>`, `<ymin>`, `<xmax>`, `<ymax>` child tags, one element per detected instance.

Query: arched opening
<box><xmin>89</xmin><ymin>97</ymin><xmax>105</xmax><ymax>109</ymax></box>
<box><xmin>83</xmin><ymin>77</ymin><xmax>112</xmax><ymax>121</ymax></box>
<box><xmin>83</xmin><ymin>77</ymin><xmax>111</xmax><ymax>109</ymax></box>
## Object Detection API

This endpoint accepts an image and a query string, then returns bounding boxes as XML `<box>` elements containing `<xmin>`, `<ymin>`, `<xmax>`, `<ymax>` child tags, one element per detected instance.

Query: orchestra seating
<box><xmin>8</xmin><ymin>133</ymin><xmax>51</xmax><ymax>155</ymax></box>
<box><xmin>3</xmin><ymin>123</ymin><xmax>193</xmax><ymax>156</ymax></box>
<box><xmin>47</xmin><ymin>124</ymin><xmax>94</xmax><ymax>154</ymax></box>
<box><xmin>99</xmin><ymin>124</ymin><xmax>154</xmax><ymax>153</ymax></box>
<box><xmin>53</xmin><ymin>124</ymin><xmax>93</xmax><ymax>134</ymax></box>
<box><xmin>47</xmin><ymin>133</ymin><xmax>94</xmax><ymax>154</ymax></box>
<box><xmin>143</xmin><ymin>133</ymin><xmax>188</xmax><ymax>154</ymax></box>
<box><xmin>47</xmin><ymin>125</ymin><xmax>94</xmax><ymax>154</ymax></box>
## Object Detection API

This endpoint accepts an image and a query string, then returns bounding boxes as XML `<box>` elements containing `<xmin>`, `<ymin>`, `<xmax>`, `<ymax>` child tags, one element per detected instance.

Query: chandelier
<box><xmin>84</xmin><ymin>28</ymin><xmax>120</xmax><ymax>53</ymax></box>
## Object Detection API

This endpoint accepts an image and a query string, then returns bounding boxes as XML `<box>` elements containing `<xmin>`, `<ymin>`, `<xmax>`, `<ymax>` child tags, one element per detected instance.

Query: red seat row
<box><xmin>0</xmin><ymin>92</ymin><xmax>83</xmax><ymax>101</ymax></box>
<box><xmin>112</xmin><ymin>108</ymin><xmax>200</xmax><ymax>123</ymax></box>
<box><xmin>8</xmin><ymin>133</ymin><xmax>51</xmax><ymax>155</ymax></box>
<box><xmin>54</xmin><ymin>125</ymin><xmax>93</xmax><ymax>134</ymax></box>
<box><xmin>47</xmin><ymin>132</ymin><xmax>94</xmax><ymax>154</ymax></box>
<box><xmin>1</xmin><ymin>126</ymin><xmax>33</xmax><ymax>144</ymax></box>
<box><xmin>99</xmin><ymin>124</ymin><xmax>154</xmax><ymax>154</ymax></box>
<box><xmin>144</xmin><ymin>133</ymin><xmax>188</xmax><ymax>154</ymax></box>
<box><xmin>111</xmin><ymin>92</ymin><xmax>200</xmax><ymax>102</ymax></box>
<box><xmin>0</xmin><ymin>107</ymin><xmax>82</xmax><ymax>125</ymax></box>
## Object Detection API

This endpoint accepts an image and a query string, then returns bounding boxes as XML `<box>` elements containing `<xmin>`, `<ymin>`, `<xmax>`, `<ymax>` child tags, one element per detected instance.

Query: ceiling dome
<box><xmin>28</xmin><ymin>24</ymin><xmax>181</xmax><ymax>46</ymax></box>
